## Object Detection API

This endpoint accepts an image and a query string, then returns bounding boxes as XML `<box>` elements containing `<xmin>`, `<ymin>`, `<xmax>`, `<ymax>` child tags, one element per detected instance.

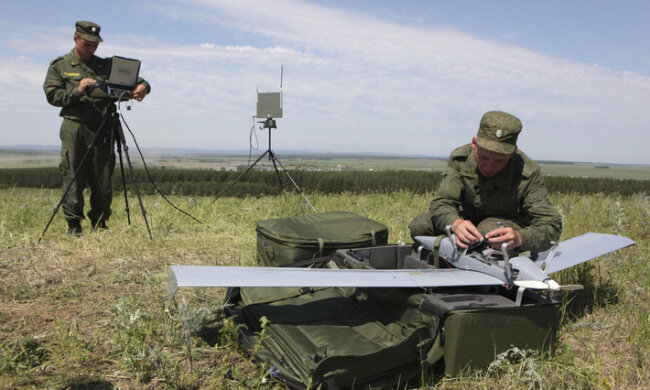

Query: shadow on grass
<box><xmin>197</xmin><ymin>322</ymin><xmax>224</xmax><ymax>347</ymax></box>
<box><xmin>61</xmin><ymin>379</ymin><xmax>114</xmax><ymax>390</ymax></box>
<box><xmin>558</xmin><ymin>263</ymin><xmax>620</xmax><ymax>323</ymax></box>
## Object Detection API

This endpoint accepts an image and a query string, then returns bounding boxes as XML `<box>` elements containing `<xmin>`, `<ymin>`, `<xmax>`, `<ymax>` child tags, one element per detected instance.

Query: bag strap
<box><xmin>324</xmin><ymin>373</ymin><xmax>339</xmax><ymax>390</ymax></box>
<box><xmin>281</xmin><ymin>255</ymin><xmax>335</xmax><ymax>268</ymax></box>
<box><xmin>318</xmin><ymin>238</ymin><xmax>325</xmax><ymax>257</ymax></box>
<box><xmin>431</xmin><ymin>235</ymin><xmax>445</xmax><ymax>268</ymax></box>
<box><xmin>424</xmin><ymin>332</ymin><xmax>444</xmax><ymax>366</ymax></box>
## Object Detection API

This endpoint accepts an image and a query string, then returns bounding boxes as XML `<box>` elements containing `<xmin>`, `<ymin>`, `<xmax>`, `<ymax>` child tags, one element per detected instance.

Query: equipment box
<box><xmin>256</xmin><ymin>211</ymin><xmax>388</xmax><ymax>266</ymax></box>
<box><xmin>230</xmin><ymin>242</ymin><xmax>559</xmax><ymax>388</ymax></box>
<box><xmin>337</xmin><ymin>245</ymin><xmax>560</xmax><ymax>376</ymax></box>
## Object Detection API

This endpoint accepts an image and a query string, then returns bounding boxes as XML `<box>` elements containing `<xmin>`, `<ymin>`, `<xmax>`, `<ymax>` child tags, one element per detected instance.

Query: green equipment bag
<box><xmin>256</xmin><ymin>211</ymin><xmax>389</xmax><ymax>266</ymax></box>
<box><xmin>225</xmin><ymin>257</ymin><xmax>443</xmax><ymax>390</ymax></box>
<box><xmin>337</xmin><ymin>244</ymin><xmax>559</xmax><ymax>377</ymax></box>
<box><xmin>432</xmin><ymin>302</ymin><xmax>558</xmax><ymax>375</ymax></box>
<box><xmin>228</xmin><ymin>232</ymin><xmax>559</xmax><ymax>388</ymax></box>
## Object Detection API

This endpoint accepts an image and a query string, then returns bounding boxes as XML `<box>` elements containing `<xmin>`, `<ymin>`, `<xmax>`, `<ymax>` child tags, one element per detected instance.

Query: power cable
<box><xmin>117</xmin><ymin>106</ymin><xmax>206</xmax><ymax>226</ymax></box>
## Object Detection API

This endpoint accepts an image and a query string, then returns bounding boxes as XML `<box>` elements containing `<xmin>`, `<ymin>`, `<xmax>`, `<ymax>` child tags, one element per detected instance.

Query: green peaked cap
<box><xmin>75</xmin><ymin>21</ymin><xmax>103</xmax><ymax>43</ymax></box>
<box><xmin>476</xmin><ymin>111</ymin><xmax>522</xmax><ymax>154</ymax></box>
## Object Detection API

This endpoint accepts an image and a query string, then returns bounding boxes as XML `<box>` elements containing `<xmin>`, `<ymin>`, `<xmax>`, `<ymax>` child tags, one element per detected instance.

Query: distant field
<box><xmin>0</xmin><ymin>149</ymin><xmax>648</xmax><ymax>180</ymax></box>
<box><xmin>538</xmin><ymin>161</ymin><xmax>650</xmax><ymax>180</ymax></box>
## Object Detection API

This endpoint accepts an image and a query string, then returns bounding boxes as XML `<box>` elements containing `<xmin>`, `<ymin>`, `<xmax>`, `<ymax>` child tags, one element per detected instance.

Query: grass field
<box><xmin>0</xmin><ymin>188</ymin><xmax>648</xmax><ymax>389</ymax></box>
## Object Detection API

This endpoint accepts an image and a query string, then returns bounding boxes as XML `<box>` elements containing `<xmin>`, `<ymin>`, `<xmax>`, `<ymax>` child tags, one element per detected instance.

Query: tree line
<box><xmin>0</xmin><ymin>167</ymin><xmax>647</xmax><ymax>197</ymax></box>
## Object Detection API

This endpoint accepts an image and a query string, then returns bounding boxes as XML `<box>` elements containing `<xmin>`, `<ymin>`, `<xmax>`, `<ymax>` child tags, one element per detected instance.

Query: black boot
<box><xmin>67</xmin><ymin>219</ymin><xmax>82</xmax><ymax>235</ymax></box>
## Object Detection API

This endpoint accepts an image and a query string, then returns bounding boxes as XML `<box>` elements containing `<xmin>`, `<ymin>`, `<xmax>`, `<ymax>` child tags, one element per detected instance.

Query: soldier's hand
<box><xmin>485</xmin><ymin>227</ymin><xmax>522</xmax><ymax>250</ymax></box>
<box><xmin>452</xmin><ymin>219</ymin><xmax>483</xmax><ymax>248</ymax></box>
<box><xmin>78</xmin><ymin>78</ymin><xmax>97</xmax><ymax>95</ymax></box>
<box><xmin>132</xmin><ymin>84</ymin><xmax>147</xmax><ymax>101</ymax></box>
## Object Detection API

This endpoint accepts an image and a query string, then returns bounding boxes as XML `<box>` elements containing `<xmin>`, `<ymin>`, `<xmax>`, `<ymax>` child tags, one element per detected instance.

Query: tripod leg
<box><xmin>114</xmin><ymin>135</ymin><xmax>131</xmax><ymax>225</ymax></box>
<box><xmin>269</xmin><ymin>152</ymin><xmax>316</xmax><ymax>212</ymax></box>
<box><xmin>40</xmin><ymin>113</ymin><xmax>113</xmax><ymax>240</ymax></box>
<box><xmin>115</xmin><ymin>120</ymin><xmax>153</xmax><ymax>239</ymax></box>
<box><xmin>211</xmin><ymin>150</ymin><xmax>270</xmax><ymax>204</ymax></box>
<box><xmin>270</xmin><ymin>157</ymin><xmax>285</xmax><ymax>191</ymax></box>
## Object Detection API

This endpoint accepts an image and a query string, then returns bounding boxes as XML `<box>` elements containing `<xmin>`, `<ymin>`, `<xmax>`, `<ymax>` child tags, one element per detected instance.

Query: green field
<box><xmin>0</xmin><ymin>188</ymin><xmax>648</xmax><ymax>389</ymax></box>
<box><xmin>1</xmin><ymin>149</ymin><xmax>648</xmax><ymax>179</ymax></box>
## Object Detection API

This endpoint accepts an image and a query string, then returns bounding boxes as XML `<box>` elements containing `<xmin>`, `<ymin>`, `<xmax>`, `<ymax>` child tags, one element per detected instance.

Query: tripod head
<box><xmin>258</xmin><ymin>115</ymin><xmax>277</xmax><ymax>130</ymax></box>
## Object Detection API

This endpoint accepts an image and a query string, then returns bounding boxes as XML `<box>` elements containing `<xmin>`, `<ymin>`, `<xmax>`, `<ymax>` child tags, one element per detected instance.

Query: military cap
<box><xmin>475</xmin><ymin>111</ymin><xmax>522</xmax><ymax>154</ymax></box>
<box><xmin>75</xmin><ymin>21</ymin><xmax>103</xmax><ymax>43</ymax></box>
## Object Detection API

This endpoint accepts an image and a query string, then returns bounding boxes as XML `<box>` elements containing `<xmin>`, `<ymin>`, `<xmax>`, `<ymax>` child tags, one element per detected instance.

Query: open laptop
<box><xmin>106</xmin><ymin>56</ymin><xmax>141</xmax><ymax>93</ymax></box>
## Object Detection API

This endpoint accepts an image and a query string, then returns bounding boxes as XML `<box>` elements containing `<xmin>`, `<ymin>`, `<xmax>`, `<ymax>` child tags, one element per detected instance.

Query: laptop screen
<box><xmin>107</xmin><ymin>56</ymin><xmax>141</xmax><ymax>90</ymax></box>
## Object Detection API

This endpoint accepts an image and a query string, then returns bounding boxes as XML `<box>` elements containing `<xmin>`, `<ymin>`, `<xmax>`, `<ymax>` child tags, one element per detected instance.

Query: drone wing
<box><xmin>167</xmin><ymin>265</ymin><xmax>503</xmax><ymax>300</ymax></box>
<box><xmin>535</xmin><ymin>232</ymin><xmax>635</xmax><ymax>275</ymax></box>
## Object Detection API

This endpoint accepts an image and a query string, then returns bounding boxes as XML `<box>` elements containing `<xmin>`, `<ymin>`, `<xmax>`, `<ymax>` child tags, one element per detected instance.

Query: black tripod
<box><xmin>212</xmin><ymin>116</ymin><xmax>315</xmax><ymax>211</ymax></box>
<box><xmin>41</xmin><ymin>101</ymin><xmax>152</xmax><ymax>240</ymax></box>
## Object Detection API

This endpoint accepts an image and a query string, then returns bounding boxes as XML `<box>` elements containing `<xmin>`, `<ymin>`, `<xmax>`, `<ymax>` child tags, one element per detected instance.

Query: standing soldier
<box><xmin>44</xmin><ymin>21</ymin><xmax>151</xmax><ymax>234</ymax></box>
<box><xmin>409</xmin><ymin>111</ymin><xmax>562</xmax><ymax>253</ymax></box>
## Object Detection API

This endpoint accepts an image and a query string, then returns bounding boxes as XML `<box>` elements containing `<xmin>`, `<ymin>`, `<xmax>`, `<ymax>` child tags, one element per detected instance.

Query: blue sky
<box><xmin>1</xmin><ymin>0</ymin><xmax>648</xmax><ymax>164</ymax></box>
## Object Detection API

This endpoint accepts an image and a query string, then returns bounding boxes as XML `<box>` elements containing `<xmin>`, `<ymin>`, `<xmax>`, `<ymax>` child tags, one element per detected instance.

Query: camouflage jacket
<box><xmin>430</xmin><ymin>144</ymin><xmax>562</xmax><ymax>252</ymax></box>
<box><xmin>43</xmin><ymin>50</ymin><xmax>150</xmax><ymax>125</ymax></box>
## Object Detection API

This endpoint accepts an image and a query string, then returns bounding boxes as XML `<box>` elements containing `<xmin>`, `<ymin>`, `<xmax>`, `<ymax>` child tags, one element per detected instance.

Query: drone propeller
<box><xmin>514</xmin><ymin>279</ymin><xmax>584</xmax><ymax>291</ymax></box>
<box><xmin>556</xmin><ymin>284</ymin><xmax>584</xmax><ymax>291</ymax></box>
<box><xmin>514</xmin><ymin>280</ymin><xmax>549</xmax><ymax>290</ymax></box>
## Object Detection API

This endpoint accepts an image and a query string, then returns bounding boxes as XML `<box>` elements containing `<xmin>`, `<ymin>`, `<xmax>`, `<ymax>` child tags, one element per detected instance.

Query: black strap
<box><xmin>324</xmin><ymin>373</ymin><xmax>338</xmax><ymax>390</ymax></box>
<box><xmin>313</xmin><ymin>346</ymin><xmax>328</xmax><ymax>363</ymax></box>
<box><xmin>299</xmin><ymin>287</ymin><xmax>314</xmax><ymax>295</ymax></box>
<box><xmin>280</xmin><ymin>255</ymin><xmax>335</xmax><ymax>268</ymax></box>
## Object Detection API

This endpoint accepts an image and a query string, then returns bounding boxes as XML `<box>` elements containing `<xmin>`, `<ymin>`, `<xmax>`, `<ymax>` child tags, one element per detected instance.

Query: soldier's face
<box><xmin>73</xmin><ymin>34</ymin><xmax>99</xmax><ymax>61</ymax></box>
<box><xmin>472</xmin><ymin>137</ymin><xmax>513</xmax><ymax>178</ymax></box>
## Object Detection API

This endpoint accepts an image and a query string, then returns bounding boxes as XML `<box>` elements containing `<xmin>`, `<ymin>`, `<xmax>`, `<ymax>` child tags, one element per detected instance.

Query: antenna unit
<box><xmin>256</xmin><ymin>65</ymin><xmax>283</xmax><ymax>119</ymax></box>
<box><xmin>213</xmin><ymin>65</ymin><xmax>315</xmax><ymax>212</ymax></box>
<box><xmin>256</xmin><ymin>92</ymin><xmax>282</xmax><ymax>118</ymax></box>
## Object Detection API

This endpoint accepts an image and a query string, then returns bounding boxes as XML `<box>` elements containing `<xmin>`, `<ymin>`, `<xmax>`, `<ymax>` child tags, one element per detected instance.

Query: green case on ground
<box><xmin>339</xmin><ymin>245</ymin><xmax>559</xmax><ymax>376</ymax></box>
<box><xmin>255</xmin><ymin>211</ymin><xmax>389</xmax><ymax>266</ymax></box>
<box><xmin>228</xmin><ymin>279</ymin><xmax>439</xmax><ymax>389</ymax></box>
<box><xmin>230</xmin><ymin>220</ymin><xmax>559</xmax><ymax>388</ymax></box>
<box><xmin>437</xmin><ymin>304</ymin><xmax>558</xmax><ymax>375</ymax></box>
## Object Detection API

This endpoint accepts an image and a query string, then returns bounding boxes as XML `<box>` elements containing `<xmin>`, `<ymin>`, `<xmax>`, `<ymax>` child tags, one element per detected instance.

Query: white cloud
<box><xmin>0</xmin><ymin>0</ymin><xmax>648</xmax><ymax>163</ymax></box>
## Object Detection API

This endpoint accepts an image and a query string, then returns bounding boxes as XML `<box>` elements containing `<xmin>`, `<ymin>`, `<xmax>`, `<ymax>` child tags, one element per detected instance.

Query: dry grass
<box><xmin>0</xmin><ymin>188</ymin><xmax>648</xmax><ymax>389</ymax></box>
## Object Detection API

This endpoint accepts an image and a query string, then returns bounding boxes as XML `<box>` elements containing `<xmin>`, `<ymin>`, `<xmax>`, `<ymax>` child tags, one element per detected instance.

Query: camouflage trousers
<box><xmin>59</xmin><ymin>118</ymin><xmax>115</xmax><ymax>223</ymax></box>
<box><xmin>408</xmin><ymin>212</ymin><xmax>524</xmax><ymax>240</ymax></box>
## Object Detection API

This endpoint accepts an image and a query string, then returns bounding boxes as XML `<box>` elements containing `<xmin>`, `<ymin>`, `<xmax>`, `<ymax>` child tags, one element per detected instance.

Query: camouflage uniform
<box><xmin>409</xmin><ymin>112</ymin><xmax>562</xmax><ymax>253</ymax></box>
<box><xmin>43</xmin><ymin>22</ymin><xmax>150</xmax><ymax>228</ymax></box>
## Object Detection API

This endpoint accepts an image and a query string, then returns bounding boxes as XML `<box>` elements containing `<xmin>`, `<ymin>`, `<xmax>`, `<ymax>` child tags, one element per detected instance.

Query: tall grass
<box><xmin>0</xmin><ymin>188</ymin><xmax>647</xmax><ymax>389</ymax></box>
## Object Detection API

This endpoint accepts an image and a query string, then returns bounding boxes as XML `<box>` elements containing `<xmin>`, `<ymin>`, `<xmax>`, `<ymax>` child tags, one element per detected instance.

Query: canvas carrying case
<box><xmin>226</xmin><ymin>244</ymin><xmax>560</xmax><ymax>388</ymax></box>
<box><xmin>255</xmin><ymin>211</ymin><xmax>389</xmax><ymax>266</ymax></box>
<box><xmin>336</xmin><ymin>244</ymin><xmax>560</xmax><ymax>376</ymax></box>
<box><xmin>225</xmin><ymin>256</ymin><xmax>443</xmax><ymax>390</ymax></box>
